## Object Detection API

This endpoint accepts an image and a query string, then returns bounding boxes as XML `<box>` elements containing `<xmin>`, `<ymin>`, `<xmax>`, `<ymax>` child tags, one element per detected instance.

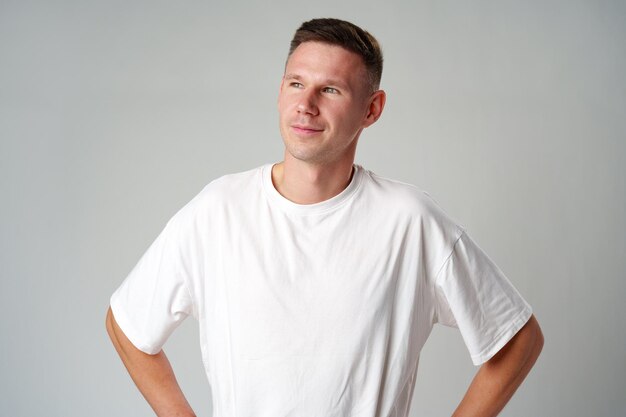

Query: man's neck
<box><xmin>271</xmin><ymin>156</ymin><xmax>355</xmax><ymax>205</ymax></box>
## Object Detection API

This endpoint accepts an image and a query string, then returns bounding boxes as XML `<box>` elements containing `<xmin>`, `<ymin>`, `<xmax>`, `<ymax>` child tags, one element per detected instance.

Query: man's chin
<box><xmin>284</xmin><ymin>147</ymin><xmax>329</xmax><ymax>165</ymax></box>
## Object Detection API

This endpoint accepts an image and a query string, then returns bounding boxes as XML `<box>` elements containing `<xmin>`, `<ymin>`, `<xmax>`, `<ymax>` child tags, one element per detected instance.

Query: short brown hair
<box><xmin>287</xmin><ymin>18</ymin><xmax>383</xmax><ymax>92</ymax></box>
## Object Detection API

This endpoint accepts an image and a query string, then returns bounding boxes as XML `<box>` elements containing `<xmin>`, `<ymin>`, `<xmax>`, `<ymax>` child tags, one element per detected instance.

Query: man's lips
<box><xmin>291</xmin><ymin>124</ymin><xmax>324</xmax><ymax>135</ymax></box>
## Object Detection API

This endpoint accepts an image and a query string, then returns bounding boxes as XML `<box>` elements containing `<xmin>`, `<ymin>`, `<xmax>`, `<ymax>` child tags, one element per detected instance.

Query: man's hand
<box><xmin>105</xmin><ymin>307</ymin><xmax>197</xmax><ymax>417</ymax></box>
<box><xmin>451</xmin><ymin>314</ymin><xmax>544</xmax><ymax>417</ymax></box>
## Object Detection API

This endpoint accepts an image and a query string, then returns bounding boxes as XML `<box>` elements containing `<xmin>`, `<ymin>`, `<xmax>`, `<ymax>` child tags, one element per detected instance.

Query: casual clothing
<box><xmin>110</xmin><ymin>162</ymin><xmax>532</xmax><ymax>417</ymax></box>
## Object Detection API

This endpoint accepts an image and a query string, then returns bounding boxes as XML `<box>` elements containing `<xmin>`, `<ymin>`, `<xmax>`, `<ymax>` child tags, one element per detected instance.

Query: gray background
<box><xmin>1</xmin><ymin>1</ymin><xmax>624</xmax><ymax>416</ymax></box>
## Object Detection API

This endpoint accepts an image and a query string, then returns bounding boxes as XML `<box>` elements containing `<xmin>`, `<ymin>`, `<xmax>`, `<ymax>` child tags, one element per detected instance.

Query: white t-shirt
<box><xmin>110</xmin><ymin>162</ymin><xmax>532</xmax><ymax>417</ymax></box>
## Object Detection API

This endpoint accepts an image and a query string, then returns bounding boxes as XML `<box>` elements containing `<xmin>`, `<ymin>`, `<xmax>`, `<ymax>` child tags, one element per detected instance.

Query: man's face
<box><xmin>278</xmin><ymin>41</ymin><xmax>374</xmax><ymax>166</ymax></box>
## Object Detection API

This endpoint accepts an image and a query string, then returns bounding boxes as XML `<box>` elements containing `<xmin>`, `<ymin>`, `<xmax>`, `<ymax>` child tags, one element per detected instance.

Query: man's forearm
<box><xmin>451</xmin><ymin>314</ymin><xmax>544</xmax><ymax>417</ymax></box>
<box><xmin>105</xmin><ymin>307</ymin><xmax>196</xmax><ymax>417</ymax></box>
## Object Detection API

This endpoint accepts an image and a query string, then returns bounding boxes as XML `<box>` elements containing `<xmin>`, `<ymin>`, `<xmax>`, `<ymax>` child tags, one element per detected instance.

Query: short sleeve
<box><xmin>110</xmin><ymin>217</ymin><xmax>195</xmax><ymax>355</ymax></box>
<box><xmin>434</xmin><ymin>231</ymin><xmax>533</xmax><ymax>366</ymax></box>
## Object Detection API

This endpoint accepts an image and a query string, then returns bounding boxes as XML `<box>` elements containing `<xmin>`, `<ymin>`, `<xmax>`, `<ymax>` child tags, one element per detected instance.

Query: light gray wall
<box><xmin>1</xmin><ymin>1</ymin><xmax>624</xmax><ymax>416</ymax></box>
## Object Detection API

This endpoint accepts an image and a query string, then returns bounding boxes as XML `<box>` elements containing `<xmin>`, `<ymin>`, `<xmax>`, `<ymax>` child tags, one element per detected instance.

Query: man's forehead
<box><xmin>288</xmin><ymin>41</ymin><xmax>361</xmax><ymax>63</ymax></box>
<box><xmin>284</xmin><ymin>42</ymin><xmax>368</xmax><ymax>85</ymax></box>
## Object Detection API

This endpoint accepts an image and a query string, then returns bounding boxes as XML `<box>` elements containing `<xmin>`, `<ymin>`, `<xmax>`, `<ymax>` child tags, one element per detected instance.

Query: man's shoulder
<box><xmin>360</xmin><ymin>167</ymin><xmax>465</xmax><ymax>235</ymax></box>
<box><xmin>363</xmin><ymin>169</ymin><xmax>444</xmax><ymax>212</ymax></box>
<box><xmin>168</xmin><ymin>164</ymin><xmax>266</xmax><ymax>224</ymax></box>
<box><xmin>203</xmin><ymin>164</ymin><xmax>264</xmax><ymax>194</ymax></box>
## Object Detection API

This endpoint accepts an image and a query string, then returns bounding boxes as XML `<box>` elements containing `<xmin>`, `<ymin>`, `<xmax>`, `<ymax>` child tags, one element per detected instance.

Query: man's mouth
<box><xmin>291</xmin><ymin>124</ymin><xmax>324</xmax><ymax>135</ymax></box>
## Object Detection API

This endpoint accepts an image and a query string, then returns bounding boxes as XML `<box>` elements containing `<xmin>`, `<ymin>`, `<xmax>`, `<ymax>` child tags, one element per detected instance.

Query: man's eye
<box><xmin>290</xmin><ymin>82</ymin><xmax>303</xmax><ymax>88</ymax></box>
<box><xmin>323</xmin><ymin>87</ymin><xmax>339</xmax><ymax>94</ymax></box>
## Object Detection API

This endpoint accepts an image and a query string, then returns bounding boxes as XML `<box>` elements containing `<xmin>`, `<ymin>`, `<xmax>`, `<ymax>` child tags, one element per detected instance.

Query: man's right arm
<box><xmin>105</xmin><ymin>306</ymin><xmax>196</xmax><ymax>417</ymax></box>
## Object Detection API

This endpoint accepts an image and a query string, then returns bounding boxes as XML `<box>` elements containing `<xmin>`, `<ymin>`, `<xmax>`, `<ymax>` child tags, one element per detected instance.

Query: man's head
<box><xmin>286</xmin><ymin>18</ymin><xmax>383</xmax><ymax>93</ymax></box>
<box><xmin>278</xmin><ymin>18</ymin><xmax>386</xmax><ymax>167</ymax></box>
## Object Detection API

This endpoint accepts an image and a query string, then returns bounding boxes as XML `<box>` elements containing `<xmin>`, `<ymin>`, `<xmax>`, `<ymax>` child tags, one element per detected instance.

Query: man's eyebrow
<box><xmin>284</xmin><ymin>73</ymin><xmax>302</xmax><ymax>81</ymax></box>
<box><xmin>283</xmin><ymin>73</ymin><xmax>351</xmax><ymax>90</ymax></box>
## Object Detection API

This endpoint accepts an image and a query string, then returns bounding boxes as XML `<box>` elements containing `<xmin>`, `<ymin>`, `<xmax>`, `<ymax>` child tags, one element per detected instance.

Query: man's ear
<box><xmin>278</xmin><ymin>77</ymin><xmax>285</xmax><ymax>107</ymax></box>
<box><xmin>363</xmin><ymin>90</ymin><xmax>386</xmax><ymax>128</ymax></box>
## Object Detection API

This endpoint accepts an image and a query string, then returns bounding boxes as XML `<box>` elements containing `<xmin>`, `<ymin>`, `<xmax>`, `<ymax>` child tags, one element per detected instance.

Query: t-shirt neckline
<box><xmin>261</xmin><ymin>162</ymin><xmax>363</xmax><ymax>215</ymax></box>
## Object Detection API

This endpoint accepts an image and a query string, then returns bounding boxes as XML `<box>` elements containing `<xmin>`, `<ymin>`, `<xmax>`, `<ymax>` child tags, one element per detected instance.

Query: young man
<box><xmin>106</xmin><ymin>18</ymin><xmax>543</xmax><ymax>417</ymax></box>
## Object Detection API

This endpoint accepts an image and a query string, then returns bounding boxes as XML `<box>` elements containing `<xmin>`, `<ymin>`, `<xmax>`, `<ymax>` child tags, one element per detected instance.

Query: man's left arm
<box><xmin>451</xmin><ymin>314</ymin><xmax>544</xmax><ymax>417</ymax></box>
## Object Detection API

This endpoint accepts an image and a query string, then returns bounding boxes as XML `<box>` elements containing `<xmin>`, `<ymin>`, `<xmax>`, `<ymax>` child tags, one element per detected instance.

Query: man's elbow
<box><xmin>105</xmin><ymin>306</ymin><xmax>114</xmax><ymax>336</ymax></box>
<box><xmin>513</xmin><ymin>314</ymin><xmax>544</xmax><ymax>370</ymax></box>
<box><xmin>105</xmin><ymin>306</ymin><xmax>123</xmax><ymax>350</ymax></box>
<box><xmin>487</xmin><ymin>314</ymin><xmax>544</xmax><ymax>369</ymax></box>
<box><xmin>529</xmin><ymin>315</ymin><xmax>544</xmax><ymax>364</ymax></box>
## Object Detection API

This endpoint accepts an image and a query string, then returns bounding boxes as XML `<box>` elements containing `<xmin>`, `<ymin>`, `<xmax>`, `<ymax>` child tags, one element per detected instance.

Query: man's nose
<box><xmin>297</xmin><ymin>89</ymin><xmax>319</xmax><ymax>115</ymax></box>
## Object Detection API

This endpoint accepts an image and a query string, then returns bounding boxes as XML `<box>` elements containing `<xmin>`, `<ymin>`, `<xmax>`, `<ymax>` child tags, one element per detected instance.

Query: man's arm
<box><xmin>105</xmin><ymin>306</ymin><xmax>196</xmax><ymax>417</ymax></box>
<box><xmin>451</xmin><ymin>314</ymin><xmax>544</xmax><ymax>417</ymax></box>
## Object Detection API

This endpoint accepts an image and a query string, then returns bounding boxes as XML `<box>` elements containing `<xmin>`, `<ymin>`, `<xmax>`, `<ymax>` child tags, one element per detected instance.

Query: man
<box><xmin>106</xmin><ymin>18</ymin><xmax>543</xmax><ymax>417</ymax></box>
